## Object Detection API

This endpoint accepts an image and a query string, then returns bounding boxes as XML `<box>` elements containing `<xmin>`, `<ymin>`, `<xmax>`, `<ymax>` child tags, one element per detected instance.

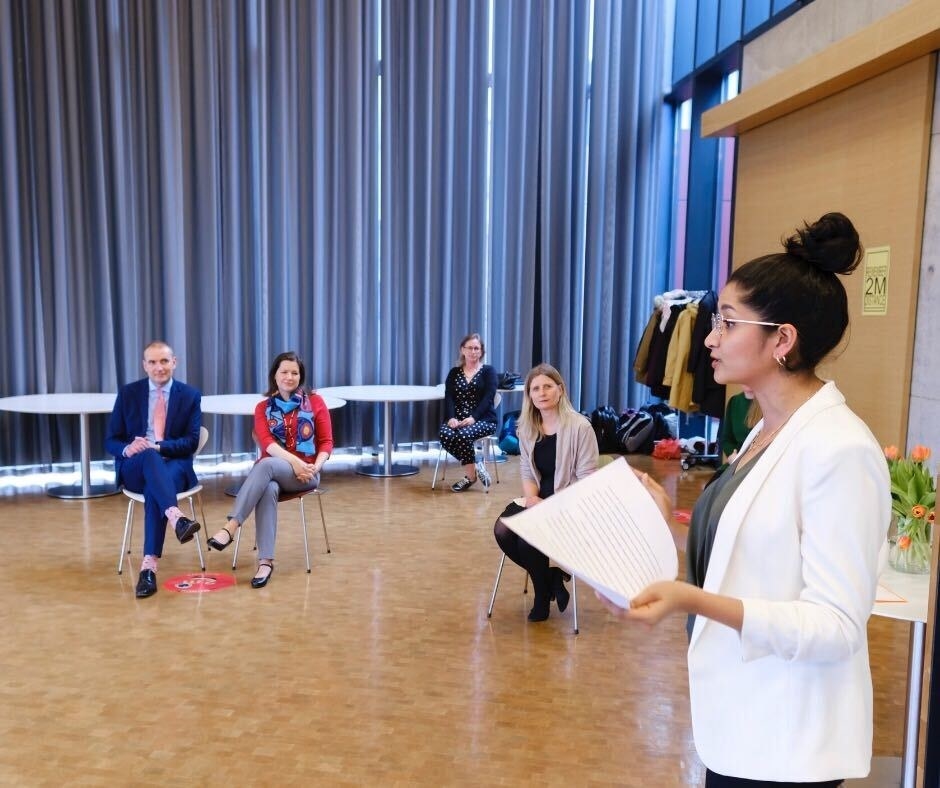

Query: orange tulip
<box><xmin>912</xmin><ymin>504</ymin><xmax>927</xmax><ymax>519</ymax></box>
<box><xmin>911</xmin><ymin>445</ymin><xmax>932</xmax><ymax>463</ymax></box>
<box><xmin>898</xmin><ymin>535</ymin><xmax>912</xmax><ymax>550</ymax></box>
<box><xmin>883</xmin><ymin>445</ymin><xmax>900</xmax><ymax>461</ymax></box>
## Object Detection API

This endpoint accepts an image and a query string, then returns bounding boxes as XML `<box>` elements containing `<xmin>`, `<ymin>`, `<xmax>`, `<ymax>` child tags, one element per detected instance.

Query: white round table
<box><xmin>202</xmin><ymin>393</ymin><xmax>347</xmax><ymax>415</ymax></box>
<box><xmin>202</xmin><ymin>393</ymin><xmax>347</xmax><ymax>495</ymax></box>
<box><xmin>0</xmin><ymin>393</ymin><xmax>118</xmax><ymax>498</ymax></box>
<box><xmin>317</xmin><ymin>385</ymin><xmax>444</xmax><ymax>477</ymax></box>
<box><xmin>872</xmin><ymin>565</ymin><xmax>930</xmax><ymax>788</ymax></box>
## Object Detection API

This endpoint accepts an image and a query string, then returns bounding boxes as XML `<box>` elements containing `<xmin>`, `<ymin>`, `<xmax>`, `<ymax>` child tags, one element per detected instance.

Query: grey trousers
<box><xmin>229</xmin><ymin>457</ymin><xmax>318</xmax><ymax>561</ymax></box>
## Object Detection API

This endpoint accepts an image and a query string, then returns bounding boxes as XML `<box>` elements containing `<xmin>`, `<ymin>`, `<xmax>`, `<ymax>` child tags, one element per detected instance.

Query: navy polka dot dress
<box><xmin>440</xmin><ymin>365</ymin><xmax>498</xmax><ymax>465</ymax></box>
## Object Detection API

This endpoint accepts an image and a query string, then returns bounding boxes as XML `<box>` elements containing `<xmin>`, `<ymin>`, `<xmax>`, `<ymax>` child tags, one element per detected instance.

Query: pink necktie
<box><xmin>153</xmin><ymin>388</ymin><xmax>166</xmax><ymax>441</ymax></box>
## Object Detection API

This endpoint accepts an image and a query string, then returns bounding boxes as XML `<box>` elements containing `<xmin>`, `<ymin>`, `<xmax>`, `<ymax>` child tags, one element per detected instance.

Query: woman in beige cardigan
<box><xmin>493</xmin><ymin>363</ymin><xmax>598</xmax><ymax>621</ymax></box>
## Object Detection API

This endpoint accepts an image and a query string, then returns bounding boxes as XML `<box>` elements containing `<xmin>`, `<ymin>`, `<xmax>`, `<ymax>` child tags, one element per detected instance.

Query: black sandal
<box><xmin>251</xmin><ymin>562</ymin><xmax>274</xmax><ymax>589</ymax></box>
<box><xmin>207</xmin><ymin>527</ymin><xmax>234</xmax><ymax>551</ymax></box>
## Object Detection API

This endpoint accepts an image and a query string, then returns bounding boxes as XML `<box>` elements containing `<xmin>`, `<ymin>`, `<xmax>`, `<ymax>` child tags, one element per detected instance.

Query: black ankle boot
<box><xmin>551</xmin><ymin>567</ymin><xmax>570</xmax><ymax>613</ymax></box>
<box><xmin>528</xmin><ymin>595</ymin><xmax>551</xmax><ymax>622</ymax></box>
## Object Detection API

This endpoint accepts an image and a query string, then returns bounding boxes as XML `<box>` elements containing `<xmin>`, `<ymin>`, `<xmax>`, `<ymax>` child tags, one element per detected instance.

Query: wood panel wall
<box><xmin>729</xmin><ymin>55</ymin><xmax>935</xmax><ymax>447</ymax></box>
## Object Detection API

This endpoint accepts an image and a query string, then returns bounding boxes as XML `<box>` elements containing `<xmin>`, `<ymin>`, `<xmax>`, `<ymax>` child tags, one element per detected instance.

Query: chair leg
<box><xmin>487</xmin><ymin>554</ymin><xmax>507</xmax><ymax>618</ymax></box>
<box><xmin>196</xmin><ymin>491</ymin><xmax>207</xmax><ymax>532</ymax></box>
<box><xmin>431</xmin><ymin>446</ymin><xmax>446</xmax><ymax>489</ymax></box>
<box><xmin>231</xmin><ymin>524</ymin><xmax>243</xmax><ymax>570</ymax></box>
<box><xmin>118</xmin><ymin>499</ymin><xmax>135</xmax><ymax>574</ymax></box>
<box><xmin>316</xmin><ymin>491</ymin><xmax>331</xmax><ymax>553</ymax></box>
<box><xmin>483</xmin><ymin>442</ymin><xmax>490</xmax><ymax>495</ymax></box>
<box><xmin>299</xmin><ymin>498</ymin><xmax>311</xmax><ymax>573</ymax></box>
<box><xmin>188</xmin><ymin>497</ymin><xmax>206</xmax><ymax>571</ymax></box>
<box><xmin>572</xmin><ymin>576</ymin><xmax>579</xmax><ymax>635</ymax></box>
<box><xmin>485</xmin><ymin>437</ymin><xmax>499</xmax><ymax>487</ymax></box>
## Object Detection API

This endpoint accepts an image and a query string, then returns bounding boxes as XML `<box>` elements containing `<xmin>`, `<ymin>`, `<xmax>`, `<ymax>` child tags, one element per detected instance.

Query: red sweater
<box><xmin>253</xmin><ymin>392</ymin><xmax>334</xmax><ymax>462</ymax></box>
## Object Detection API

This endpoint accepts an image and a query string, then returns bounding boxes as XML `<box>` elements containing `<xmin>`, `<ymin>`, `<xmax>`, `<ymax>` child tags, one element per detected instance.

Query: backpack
<box><xmin>589</xmin><ymin>406</ymin><xmax>622</xmax><ymax>454</ymax></box>
<box><xmin>618</xmin><ymin>406</ymin><xmax>673</xmax><ymax>454</ymax></box>
<box><xmin>499</xmin><ymin>410</ymin><xmax>521</xmax><ymax>441</ymax></box>
<box><xmin>498</xmin><ymin>410</ymin><xmax>522</xmax><ymax>455</ymax></box>
<box><xmin>617</xmin><ymin>411</ymin><xmax>655</xmax><ymax>453</ymax></box>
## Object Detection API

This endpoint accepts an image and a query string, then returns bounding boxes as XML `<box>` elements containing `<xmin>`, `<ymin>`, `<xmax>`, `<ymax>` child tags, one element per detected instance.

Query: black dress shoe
<box><xmin>250</xmin><ymin>563</ymin><xmax>274</xmax><ymax>589</ymax></box>
<box><xmin>135</xmin><ymin>569</ymin><xmax>157</xmax><ymax>598</ymax></box>
<box><xmin>174</xmin><ymin>516</ymin><xmax>201</xmax><ymax>544</ymax></box>
<box><xmin>551</xmin><ymin>567</ymin><xmax>571</xmax><ymax>613</ymax></box>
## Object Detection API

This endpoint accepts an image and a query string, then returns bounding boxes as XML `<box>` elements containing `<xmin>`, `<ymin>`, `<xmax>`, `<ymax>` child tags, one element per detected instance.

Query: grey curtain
<box><xmin>0</xmin><ymin>0</ymin><xmax>671</xmax><ymax>468</ymax></box>
<box><xmin>0</xmin><ymin>0</ymin><xmax>379</xmax><ymax>462</ymax></box>
<box><xmin>533</xmin><ymin>0</ymin><xmax>673</xmax><ymax>410</ymax></box>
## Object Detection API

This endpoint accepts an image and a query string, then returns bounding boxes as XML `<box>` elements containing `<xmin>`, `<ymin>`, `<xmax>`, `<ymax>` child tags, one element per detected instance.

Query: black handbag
<box><xmin>498</xmin><ymin>371</ymin><xmax>521</xmax><ymax>389</ymax></box>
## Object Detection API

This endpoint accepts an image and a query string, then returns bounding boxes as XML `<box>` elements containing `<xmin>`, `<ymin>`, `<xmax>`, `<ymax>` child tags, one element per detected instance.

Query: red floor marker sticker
<box><xmin>673</xmin><ymin>509</ymin><xmax>691</xmax><ymax>524</ymax></box>
<box><xmin>162</xmin><ymin>573</ymin><xmax>237</xmax><ymax>593</ymax></box>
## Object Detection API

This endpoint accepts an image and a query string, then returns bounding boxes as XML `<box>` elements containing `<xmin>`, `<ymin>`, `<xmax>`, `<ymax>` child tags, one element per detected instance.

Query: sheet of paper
<box><xmin>500</xmin><ymin>457</ymin><xmax>678</xmax><ymax>608</ymax></box>
<box><xmin>875</xmin><ymin>583</ymin><xmax>905</xmax><ymax>603</ymax></box>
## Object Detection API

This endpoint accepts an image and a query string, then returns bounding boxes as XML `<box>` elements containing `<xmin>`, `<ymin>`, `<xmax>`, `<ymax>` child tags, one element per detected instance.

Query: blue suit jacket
<box><xmin>105</xmin><ymin>378</ymin><xmax>202</xmax><ymax>489</ymax></box>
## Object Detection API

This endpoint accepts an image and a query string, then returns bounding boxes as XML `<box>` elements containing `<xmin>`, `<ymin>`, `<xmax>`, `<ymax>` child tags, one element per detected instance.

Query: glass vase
<box><xmin>888</xmin><ymin>515</ymin><xmax>933</xmax><ymax>574</ymax></box>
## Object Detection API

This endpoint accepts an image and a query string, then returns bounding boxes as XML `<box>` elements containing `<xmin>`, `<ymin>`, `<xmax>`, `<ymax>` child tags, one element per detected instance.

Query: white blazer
<box><xmin>688</xmin><ymin>381</ymin><xmax>890</xmax><ymax>781</ymax></box>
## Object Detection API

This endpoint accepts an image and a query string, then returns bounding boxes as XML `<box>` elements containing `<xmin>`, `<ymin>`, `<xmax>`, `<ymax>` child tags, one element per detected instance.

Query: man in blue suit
<box><xmin>105</xmin><ymin>341</ymin><xmax>203</xmax><ymax>598</ymax></box>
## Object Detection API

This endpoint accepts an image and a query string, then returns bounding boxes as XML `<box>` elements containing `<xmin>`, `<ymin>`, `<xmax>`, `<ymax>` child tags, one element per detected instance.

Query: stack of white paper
<box><xmin>500</xmin><ymin>457</ymin><xmax>678</xmax><ymax>608</ymax></box>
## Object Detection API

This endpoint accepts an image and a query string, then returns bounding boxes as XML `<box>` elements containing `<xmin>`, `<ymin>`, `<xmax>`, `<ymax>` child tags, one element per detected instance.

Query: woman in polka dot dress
<box><xmin>439</xmin><ymin>333</ymin><xmax>499</xmax><ymax>491</ymax></box>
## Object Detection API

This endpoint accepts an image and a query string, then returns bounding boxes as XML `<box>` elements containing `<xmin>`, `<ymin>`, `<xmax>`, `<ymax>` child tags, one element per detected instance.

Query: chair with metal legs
<box><xmin>486</xmin><ymin>553</ymin><xmax>580</xmax><ymax>634</ymax></box>
<box><xmin>431</xmin><ymin>392</ymin><xmax>502</xmax><ymax>491</ymax></box>
<box><xmin>117</xmin><ymin>426</ymin><xmax>209</xmax><ymax>574</ymax></box>
<box><xmin>228</xmin><ymin>487</ymin><xmax>331</xmax><ymax>573</ymax></box>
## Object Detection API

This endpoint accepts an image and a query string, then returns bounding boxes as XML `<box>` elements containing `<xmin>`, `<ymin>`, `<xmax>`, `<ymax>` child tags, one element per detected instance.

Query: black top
<box><xmin>533</xmin><ymin>433</ymin><xmax>557</xmax><ymax>499</ymax></box>
<box><xmin>685</xmin><ymin>447</ymin><xmax>766</xmax><ymax>638</ymax></box>
<box><xmin>443</xmin><ymin>364</ymin><xmax>498</xmax><ymax>424</ymax></box>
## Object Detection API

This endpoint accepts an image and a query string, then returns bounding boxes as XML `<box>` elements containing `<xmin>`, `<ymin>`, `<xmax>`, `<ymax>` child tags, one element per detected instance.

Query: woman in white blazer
<box><xmin>494</xmin><ymin>363</ymin><xmax>598</xmax><ymax>621</ymax></box>
<box><xmin>603</xmin><ymin>213</ymin><xmax>890</xmax><ymax>787</ymax></box>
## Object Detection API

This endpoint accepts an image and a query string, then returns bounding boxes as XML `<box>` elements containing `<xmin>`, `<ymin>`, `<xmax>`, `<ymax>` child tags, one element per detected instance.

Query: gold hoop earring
<box><xmin>774</xmin><ymin>354</ymin><xmax>787</xmax><ymax>368</ymax></box>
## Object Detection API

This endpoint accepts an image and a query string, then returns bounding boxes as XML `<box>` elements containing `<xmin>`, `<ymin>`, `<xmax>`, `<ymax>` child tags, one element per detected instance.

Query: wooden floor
<box><xmin>0</xmin><ymin>452</ymin><xmax>910</xmax><ymax>787</ymax></box>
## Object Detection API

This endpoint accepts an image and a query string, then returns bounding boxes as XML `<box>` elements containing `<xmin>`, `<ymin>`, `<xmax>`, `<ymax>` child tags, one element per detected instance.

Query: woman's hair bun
<box><xmin>784</xmin><ymin>212</ymin><xmax>862</xmax><ymax>274</ymax></box>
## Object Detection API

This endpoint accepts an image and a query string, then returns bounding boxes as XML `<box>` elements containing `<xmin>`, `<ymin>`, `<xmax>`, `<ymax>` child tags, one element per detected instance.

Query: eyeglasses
<box><xmin>710</xmin><ymin>313</ymin><xmax>783</xmax><ymax>337</ymax></box>
<box><xmin>462</xmin><ymin>346</ymin><xmax>482</xmax><ymax>352</ymax></box>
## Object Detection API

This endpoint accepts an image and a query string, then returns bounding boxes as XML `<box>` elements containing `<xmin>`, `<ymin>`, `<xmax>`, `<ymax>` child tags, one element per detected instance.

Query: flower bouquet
<box><xmin>885</xmin><ymin>444</ymin><xmax>936</xmax><ymax>574</ymax></box>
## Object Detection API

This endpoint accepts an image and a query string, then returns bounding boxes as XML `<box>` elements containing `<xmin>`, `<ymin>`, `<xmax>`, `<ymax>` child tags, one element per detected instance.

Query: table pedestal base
<box><xmin>356</xmin><ymin>463</ymin><xmax>419</xmax><ymax>478</ymax></box>
<box><xmin>47</xmin><ymin>482</ymin><xmax>119</xmax><ymax>499</ymax></box>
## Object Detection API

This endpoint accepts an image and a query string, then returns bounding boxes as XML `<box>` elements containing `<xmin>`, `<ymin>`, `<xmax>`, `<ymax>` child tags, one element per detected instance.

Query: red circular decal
<box><xmin>673</xmin><ymin>509</ymin><xmax>691</xmax><ymax>524</ymax></box>
<box><xmin>162</xmin><ymin>572</ymin><xmax>237</xmax><ymax>593</ymax></box>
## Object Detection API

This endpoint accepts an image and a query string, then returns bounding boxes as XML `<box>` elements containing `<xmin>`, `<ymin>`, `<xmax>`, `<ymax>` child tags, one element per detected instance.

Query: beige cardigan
<box><xmin>519</xmin><ymin>411</ymin><xmax>598</xmax><ymax>494</ymax></box>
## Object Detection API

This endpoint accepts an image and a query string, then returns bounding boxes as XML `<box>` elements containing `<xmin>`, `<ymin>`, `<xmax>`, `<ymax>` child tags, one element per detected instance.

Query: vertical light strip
<box><xmin>375</xmin><ymin>0</ymin><xmax>383</xmax><ymax>365</ymax></box>
<box><xmin>669</xmin><ymin>98</ymin><xmax>692</xmax><ymax>290</ymax></box>
<box><xmin>575</xmin><ymin>0</ymin><xmax>596</xmax><ymax>377</ymax></box>
<box><xmin>713</xmin><ymin>69</ymin><xmax>738</xmax><ymax>292</ymax></box>
<box><xmin>483</xmin><ymin>0</ymin><xmax>495</xmax><ymax>342</ymax></box>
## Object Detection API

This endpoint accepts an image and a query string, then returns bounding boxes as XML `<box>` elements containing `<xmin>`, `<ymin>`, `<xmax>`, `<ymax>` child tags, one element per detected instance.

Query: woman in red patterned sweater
<box><xmin>207</xmin><ymin>351</ymin><xmax>333</xmax><ymax>587</ymax></box>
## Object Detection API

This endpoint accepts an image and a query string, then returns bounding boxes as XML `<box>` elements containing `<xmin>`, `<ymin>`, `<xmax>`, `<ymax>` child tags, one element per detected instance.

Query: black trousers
<box><xmin>705</xmin><ymin>770</ymin><xmax>843</xmax><ymax>788</ymax></box>
<box><xmin>492</xmin><ymin>501</ymin><xmax>551</xmax><ymax>602</ymax></box>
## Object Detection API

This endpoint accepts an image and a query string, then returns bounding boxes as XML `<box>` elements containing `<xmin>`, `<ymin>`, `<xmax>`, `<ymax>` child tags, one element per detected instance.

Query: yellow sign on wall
<box><xmin>862</xmin><ymin>246</ymin><xmax>890</xmax><ymax>316</ymax></box>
